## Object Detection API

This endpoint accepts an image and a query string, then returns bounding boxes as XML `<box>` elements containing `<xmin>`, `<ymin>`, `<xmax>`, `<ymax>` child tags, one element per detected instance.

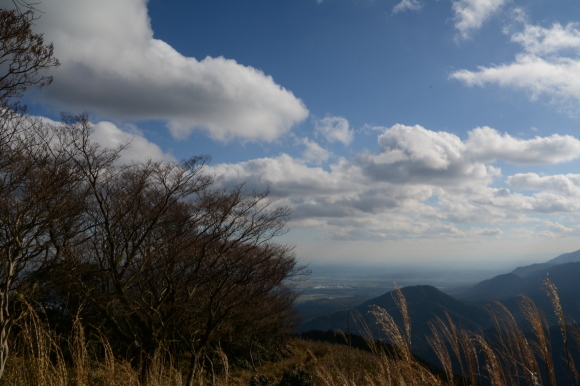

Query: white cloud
<box><xmin>506</xmin><ymin>173</ymin><xmax>580</xmax><ymax>213</ymax></box>
<box><xmin>467</xmin><ymin>227</ymin><xmax>503</xmax><ymax>237</ymax></box>
<box><xmin>528</xmin><ymin>192</ymin><xmax>580</xmax><ymax>213</ymax></box>
<box><xmin>301</xmin><ymin>138</ymin><xmax>330</xmax><ymax>164</ymax></box>
<box><xmin>451</xmin><ymin>55</ymin><xmax>580</xmax><ymax>102</ymax></box>
<box><xmin>452</xmin><ymin>22</ymin><xmax>580</xmax><ymax>108</ymax></box>
<box><xmin>314</xmin><ymin>116</ymin><xmax>354</xmax><ymax>145</ymax></box>
<box><xmin>465</xmin><ymin>127</ymin><xmax>580</xmax><ymax>164</ymax></box>
<box><xmin>91</xmin><ymin>121</ymin><xmax>173</xmax><ymax>163</ymax></box>
<box><xmin>358</xmin><ymin>124</ymin><xmax>495</xmax><ymax>186</ymax></box>
<box><xmin>452</xmin><ymin>0</ymin><xmax>507</xmax><ymax>40</ymax></box>
<box><xmin>209</xmin><ymin>154</ymin><xmax>360</xmax><ymax>199</ymax></box>
<box><xmin>37</xmin><ymin>115</ymin><xmax>172</xmax><ymax>163</ymax></box>
<box><xmin>25</xmin><ymin>0</ymin><xmax>308</xmax><ymax>142</ymax></box>
<box><xmin>508</xmin><ymin>173</ymin><xmax>580</xmax><ymax>196</ymax></box>
<box><xmin>393</xmin><ymin>0</ymin><xmax>423</xmax><ymax>14</ymax></box>
<box><xmin>511</xmin><ymin>23</ymin><xmax>580</xmax><ymax>56</ymax></box>
<box><xmin>208</xmin><ymin>124</ymin><xmax>580</xmax><ymax>241</ymax></box>
<box><xmin>543</xmin><ymin>221</ymin><xmax>574</xmax><ymax>234</ymax></box>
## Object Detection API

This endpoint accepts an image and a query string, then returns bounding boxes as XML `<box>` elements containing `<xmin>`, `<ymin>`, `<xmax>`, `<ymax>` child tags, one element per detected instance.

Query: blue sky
<box><xmin>7</xmin><ymin>0</ymin><xmax>580</xmax><ymax>266</ymax></box>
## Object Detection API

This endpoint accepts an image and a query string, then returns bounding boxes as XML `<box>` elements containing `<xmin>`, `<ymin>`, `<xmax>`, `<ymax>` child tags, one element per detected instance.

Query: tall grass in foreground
<box><xmin>3</xmin><ymin>278</ymin><xmax>580</xmax><ymax>385</ymax></box>
<box><xmin>306</xmin><ymin>277</ymin><xmax>580</xmax><ymax>386</ymax></box>
<box><xmin>1</xmin><ymin>301</ymin><xmax>183</xmax><ymax>386</ymax></box>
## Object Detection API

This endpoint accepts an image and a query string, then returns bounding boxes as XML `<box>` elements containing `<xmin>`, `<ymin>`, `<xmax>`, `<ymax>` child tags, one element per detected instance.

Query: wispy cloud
<box><xmin>301</xmin><ymin>137</ymin><xmax>330</xmax><ymax>164</ymax></box>
<box><xmin>451</xmin><ymin>22</ymin><xmax>580</xmax><ymax>111</ymax></box>
<box><xmin>452</xmin><ymin>0</ymin><xmax>507</xmax><ymax>40</ymax></box>
<box><xmin>465</xmin><ymin>127</ymin><xmax>580</xmax><ymax>164</ymax></box>
<box><xmin>314</xmin><ymin>116</ymin><xmax>354</xmax><ymax>145</ymax></box>
<box><xmin>392</xmin><ymin>0</ymin><xmax>423</xmax><ymax>14</ymax></box>
<box><xmin>512</xmin><ymin>23</ymin><xmax>580</xmax><ymax>56</ymax></box>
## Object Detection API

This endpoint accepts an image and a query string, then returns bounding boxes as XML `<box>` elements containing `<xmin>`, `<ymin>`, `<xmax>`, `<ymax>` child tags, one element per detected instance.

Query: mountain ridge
<box><xmin>512</xmin><ymin>249</ymin><xmax>580</xmax><ymax>277</ymax></box>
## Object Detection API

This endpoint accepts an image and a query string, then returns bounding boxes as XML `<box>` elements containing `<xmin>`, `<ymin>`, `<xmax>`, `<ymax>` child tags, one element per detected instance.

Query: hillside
<box><xmin>298</xmin><ymin>285</ymin><xmax>490</xmax><ymax>361</ymax></box>
<box><xmin>457</xmin><ymin>261</ymin><xmax>580</xmax><ymax>320</ymax></box>
<box><xmin>512</xmin><ymin>249</ymin><xmax>580</xmax><ymax>277</ymax></box>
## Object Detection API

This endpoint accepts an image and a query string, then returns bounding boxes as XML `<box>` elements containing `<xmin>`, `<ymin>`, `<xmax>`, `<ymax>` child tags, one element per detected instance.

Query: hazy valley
<box><xmin>293</xmin><ymin>250</ymin><xmax>580</xmax><ymax>384</ymax></box>
<box><xmin>296</xmin><ymin>262</ymin><xmax>518</xmax><ymax>321</ymax></box>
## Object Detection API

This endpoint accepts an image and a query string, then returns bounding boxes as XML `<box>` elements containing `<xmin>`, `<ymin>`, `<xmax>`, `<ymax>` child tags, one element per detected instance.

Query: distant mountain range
<box><xmin>460</xmin><ymin>260</ymin><xmax>580</xmax><ymax>302</ymax></box>
<box><xmin>298</xmin><ymin>249</ymin><xmax>580</xmax><ymax>368</ymax></box>
<box><xmin>299</xmin><ymin>284</ymin><xmax>489</xmax><ymax>334</ymax></box>
<box><xmin>457</xmin><ymin>251</ymin><xmax>580</xmax><ymax>325</ymax></box>
<box><xmin>298</xmin><ymin>284</ymin><xmax>490</xmax><ymax>360</ymax></box>
<box><xmin>511</xmin><ymin>250</ymin><xmax>580</xmax><ymax>278</ymax></box>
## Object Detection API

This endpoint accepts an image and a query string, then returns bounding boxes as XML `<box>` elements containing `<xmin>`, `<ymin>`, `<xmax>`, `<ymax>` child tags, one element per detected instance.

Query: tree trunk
<box><xmin>0</xmin><ymin>261</ymin><xmax>15</xmax><ymax>381</ymax></box>
<box><xmin>0</xmin><ymin>325</ymin><xmax>9</xmax><ymax>380</ymax></box>
<box><xmin>140</xmin><ymin>338</ymin><xmax>160</xmax><ymax>386</ymax></box>
<box><xmin>185</xmin><ymin>351</ymin><xmax>202</xmax><ymax>386</ymax></box>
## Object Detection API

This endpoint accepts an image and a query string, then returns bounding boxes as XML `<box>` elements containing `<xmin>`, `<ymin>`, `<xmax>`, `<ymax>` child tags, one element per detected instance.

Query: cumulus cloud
<box><xmin>452</xmin><ymin>0</ymin><xmax>507</xmax><ymax>40</ymax></box>
<box><xmin>465</xmin><ymin>127</ymin><xmax>580</xmax><ymax>164</ymax></box>
<box><xmin>209</xmin><ymin>154</ymin><xmax>360</xmax><ymax>199</ymax></box>
<box><xmin>452</xmin><ymin>22</ymin><xmax>580</xmax><ymax>107</ymax></box>
<box><xmin>25</xmin><ymin>0</ymin><xmax>308</xmax><ymax>142</ymax></box>
<box><xmin>393</xmin><ymin>0</ymin><xmax>423</xmax><ymax>14</ymax></box>
<box><xmin>38</xmin><ymin>116</ymin><xmax>172</xmax><ymax>163</ymax></box>
<box><xmin>91</xmin><ymin>121</ymin><xmax>173</xmax><ymax>163</ymax></box>
<box><xmin>314</xmin><ymin>116</ymin><xmax>354</xmax><ymax>145</ymax></box>
<box><xmin>208</xmin><ymin>124</ymin><xmax>580</xmax><ymax>240</ymax></box>
<box><xmin>451</xmin><ymin>55</ymin><xmax>580</xmax><ymax>102</ymax></box>
<box><xmin>511</xmin><ymin>23</ymin><xmax>580</xmax><ymax>56</ymax></box>
<box><xmin>301</xmin><ymin>138</ymin><xmax>330</xmax><ymax>164</ymax></box>
<box><xmin>506</xmin><ymin>173</ymin><xmax>580</xmax><ymax>214</ymax></box>
<box><xmin>543</xmin><ymin>221</ymin><xmax>574</xmax><ymax>234</ymax></box>
<box><xmin>508</xmin><ymin>173</ymin><xmax>580</xmax><ymax>196</ymax></box>
<box><xmin>358</xmin><ymin>124</ymin><xmax>495</xmax><ymax>186</ymax></box>
<box><xmin>528</xmin><ymin>192</ymin><xmax>580</xmax><ymax>213</ymax></box>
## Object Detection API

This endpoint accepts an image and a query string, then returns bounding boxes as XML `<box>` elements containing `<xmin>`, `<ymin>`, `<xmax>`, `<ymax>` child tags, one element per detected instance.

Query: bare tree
<box><xmin>0</xmin><ymin>7</ymin><xmax>59</xmax><ymax>102</ymax></box>
<box><xmin>63</xmin><ymin>138</ymin><xmax>215</xmax><ymax>383</ymax></box>
<box><xmin>0</xmin><ymin>117</ymin><xmax>98</xmax><ymax>378</ymax></box>
<box><xmin>175</xmin><ymin>187</ymin><xmax>305</xmax><ymax>385</ymax></box>
<box><xmin>45</xmin><ymin>136</ymin><xmax>307</xmax><ymax>384</ymax></box>
<box><xmin>0</xmin><ymin>6</ymin><xmax>306</xmax><ymax>383</ymax></box>
<box><xmin>0</xmin><ymin>5</ymin><xmax>61</xmax><ymax>378</ymax></box>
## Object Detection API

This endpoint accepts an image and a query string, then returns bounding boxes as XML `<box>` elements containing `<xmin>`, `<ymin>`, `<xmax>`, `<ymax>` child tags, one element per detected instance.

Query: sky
<box><xmin>5</xmin><ymin>0</ymin><xmax>580</xmax><ymax>267</ymax></box>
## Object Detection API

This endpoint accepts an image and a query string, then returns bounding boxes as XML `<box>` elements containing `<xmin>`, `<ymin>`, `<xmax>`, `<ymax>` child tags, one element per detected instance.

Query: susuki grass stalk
<box><xmin>71</xmin><ymin>312</ymin><xmax>89</xmax><ymax>385</ymax></box>
<box><xmin>459</xmin><ymin>328</ymin><xmax>479</xmax><ymax>385</ymax></box>
<box><xmin>519</xmin><ymin>294</ymin><xmax>556</xmax><ymax>386</ymax></box>
<box><xmin>476</xmin><ymin>333</ymin><xmax>506</xmax><ymax>386</ymax></box>
<box><xmin>544</xmin><ymin>277</ymin><xmax>577</xmax><ymax>385</ymax></box>
<box><xmin>427</xmin><ymin>324</ymin><xmax>453</xmax><ymax>383</ymax></box>
<box><xmin>370</xmin><ymin>306</ymin><xmax>411</xmax><ymax>362</ymax></box>
<box><xmin>13</xmin><ymin>301</ymin><xmax>67</xmax><ymax>386</ymax></box>
<box><xmin>93</xmin><ymin>327</ymin><xmax>117</xmax><ymax>386</ymax></box>
<box><xmin>392</xmin><ymin>286</ymin><xmax>412</xmax><ymax>353</ymax></box>
<box><xmin>370</xmin><ymin>302</ymin><xmax>440</xmax><ymax>385</ymax></box>
<box><xmin>488</xmin><ymin>301</ymin><xmax>540</xmax><ymax>385</ymax></box>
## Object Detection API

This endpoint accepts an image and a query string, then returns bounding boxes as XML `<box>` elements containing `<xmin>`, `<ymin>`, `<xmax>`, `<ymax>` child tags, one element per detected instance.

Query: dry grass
<box><xmin>423</xmin><ymin>278</ymin><xmax>579</xmax><ymax>386</ymax></box>
<box><xmin>1</xmin><ymin>302</ymin><xmax>177</xmax><ymax>386</ymax></box>
<box><xmin>2</xmin><ymin>278</ymin><xmax>580</xmax><ymax>385</ymax></box>
<box><xmin>227</xmin><ymin>338</ymin><xmax>433</xmax><ymax>386</ymax></box>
